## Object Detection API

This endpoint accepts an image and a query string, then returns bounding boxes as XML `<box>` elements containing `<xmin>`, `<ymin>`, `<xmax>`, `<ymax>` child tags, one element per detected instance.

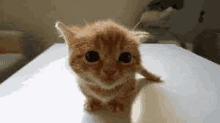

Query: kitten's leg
<box><xmin>106</xmin><ymin>98</ymin><xmax>125</xmax><ymax>113</ymax></box>
<box><xmin>106</xmin><ymin>87</ymin><xmax>134</xmax><ymax>113</ymax></box>
<box><xmin>138</xmin><ymin>65</ymin><xmax>163</xmax><ymax>82</ymax></box>
<box><xmin>84</xmin><ymin>97</ymin><xmax>103</xmax><ymax>112</ymax></box>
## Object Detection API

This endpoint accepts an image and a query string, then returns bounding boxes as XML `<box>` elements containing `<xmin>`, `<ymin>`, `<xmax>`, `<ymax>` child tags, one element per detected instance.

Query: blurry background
<box><xmin>135</xmin><ymin>0</ymin><xmax>220</xmax><ymax>66</ymax></box>
<box><xmin>0</xmin><ymin>0</ymin><xmax>220</xmax><ymax>83</ymax></box>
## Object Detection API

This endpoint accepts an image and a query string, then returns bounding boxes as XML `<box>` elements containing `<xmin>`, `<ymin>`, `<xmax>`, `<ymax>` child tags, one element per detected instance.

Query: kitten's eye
<box><xmin>86</xmin><ymin>51</ymin><xmax>99</xmax><ymax>62</ymax></box>
<box><xmin>118</xmin><ymin>52</ymin><xmax>132</xmax><ymax>63</ymax></box>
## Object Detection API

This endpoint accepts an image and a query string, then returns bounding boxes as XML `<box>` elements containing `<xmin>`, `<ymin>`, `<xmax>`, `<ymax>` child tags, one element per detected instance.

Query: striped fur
<box><xmin>55</xmin><ymin>19</ymin><xmax>162</xmax><ymax>112</ymax></box>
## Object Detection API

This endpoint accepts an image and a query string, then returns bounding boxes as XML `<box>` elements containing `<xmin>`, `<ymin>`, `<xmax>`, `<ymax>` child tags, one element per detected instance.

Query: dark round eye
<box><xmin>86</xmin><ymin>51</ymin><xmax>99</xmax><ymax>62</ymax></box>
<box><xmin>118</xmin><ymin>52</ymin><xmax>132</xmax><ymax>63</ymax></box>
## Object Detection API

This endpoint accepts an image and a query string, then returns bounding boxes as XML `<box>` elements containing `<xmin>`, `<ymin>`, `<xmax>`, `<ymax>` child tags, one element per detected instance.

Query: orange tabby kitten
<box><xmin>55</xmin><ymin>19</ymin><xmax>163</xmax><ymax>112</ymax></box>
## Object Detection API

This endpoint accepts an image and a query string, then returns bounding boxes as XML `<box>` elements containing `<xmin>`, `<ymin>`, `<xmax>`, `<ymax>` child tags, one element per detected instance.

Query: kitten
<box><xmin>55</xmin><ymin>19</ymin><xmax>163</xmax><ymax>113</ymax></box>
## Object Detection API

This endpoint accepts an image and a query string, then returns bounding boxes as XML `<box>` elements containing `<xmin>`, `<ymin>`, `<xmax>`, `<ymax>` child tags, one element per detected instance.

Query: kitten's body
<box><xmin>55</xmin><ymin>19</ymin><xmax>162</xmax><ymax>112</ymax></box>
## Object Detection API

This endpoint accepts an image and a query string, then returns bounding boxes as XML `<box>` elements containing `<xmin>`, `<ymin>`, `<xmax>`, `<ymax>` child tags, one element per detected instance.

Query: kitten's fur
<box><xmin>55</xmin><ymin>19</ymin><xmax>163</xmax><ymax>112</ymax></box>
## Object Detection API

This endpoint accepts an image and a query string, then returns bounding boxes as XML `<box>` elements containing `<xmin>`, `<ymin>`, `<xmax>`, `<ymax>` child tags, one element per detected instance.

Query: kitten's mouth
<box><xmin>100</xmin><ymin>76</ymin><xmax>119</xmax><ymax>84</ymax></box>
<box><xmin>103</xmin><ymin>77</ymin><xmax>116</xmax><ymax>82</ymax></box>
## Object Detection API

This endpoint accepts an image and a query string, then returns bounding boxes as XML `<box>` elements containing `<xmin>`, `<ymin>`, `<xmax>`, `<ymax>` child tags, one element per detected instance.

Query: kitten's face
<box><xmin>56</xmin><ymin>20</ymin><xmax>144</xmax><ymax>87</ymax></box>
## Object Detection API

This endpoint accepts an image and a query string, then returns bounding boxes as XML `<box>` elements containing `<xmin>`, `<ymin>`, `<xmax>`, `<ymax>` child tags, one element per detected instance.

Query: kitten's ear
<box><xmin>55</xmin><ymin>21</ymin><xmax>75</xmax><ymax>45</ymax></box>
<box><xmin>131</xmin><ymin>31</ymin><xmax>149</xmax><ymax>43</ymax></box>
<box><xmin>131</xmin><ymin>31</ymin><xmax>148</xmax><ymax>37</ymax></box>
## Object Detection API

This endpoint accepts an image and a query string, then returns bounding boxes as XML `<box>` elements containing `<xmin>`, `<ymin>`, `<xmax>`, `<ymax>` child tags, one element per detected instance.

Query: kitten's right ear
<box><xmin>55</xmin><ymin>21</ymin><xmax>75</xmax><ymax>45</ymax></box>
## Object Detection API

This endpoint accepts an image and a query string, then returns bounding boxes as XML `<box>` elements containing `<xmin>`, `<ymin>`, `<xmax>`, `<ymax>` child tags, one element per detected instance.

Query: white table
<box><xmin>0</xmin><ymin>43</ymin><xmax>220</xmax><ymax>123</ymax></box>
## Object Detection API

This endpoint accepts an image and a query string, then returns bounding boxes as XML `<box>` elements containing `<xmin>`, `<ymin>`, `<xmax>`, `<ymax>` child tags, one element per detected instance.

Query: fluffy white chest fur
<box><xmin>77</xmin><ymin>77</ymin><xmax>118</xmax><ymax>104</ymax></box>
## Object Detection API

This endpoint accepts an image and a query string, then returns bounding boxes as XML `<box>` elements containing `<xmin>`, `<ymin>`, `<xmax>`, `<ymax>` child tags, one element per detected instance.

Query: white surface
<box><xmin>0</xmin><ymin>43</ymin><xmax>220</xmax><ymax>123</ymax></box>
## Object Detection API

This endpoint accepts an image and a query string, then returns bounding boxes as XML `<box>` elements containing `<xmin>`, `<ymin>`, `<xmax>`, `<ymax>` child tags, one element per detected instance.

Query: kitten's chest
<box><xmin>77</xmin><ymin>77</ymin><xmax>136</xmax><ymax>103</ymax></box>
<box><xmin>79</xmin><ymin>82</ymin><xmax>117</xmax><ymax>103</ymax></box>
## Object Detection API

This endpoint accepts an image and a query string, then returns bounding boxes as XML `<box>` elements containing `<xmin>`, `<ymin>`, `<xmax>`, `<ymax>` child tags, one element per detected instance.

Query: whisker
<box><xmin>132</xmin><ymin>19</ymin><xmax>143</xmax><ymax>31</ymax></box>
<box><xmin>83</xmin><ymin>18</ymin><xmax>89</xmax><ymax>26</ymax></box>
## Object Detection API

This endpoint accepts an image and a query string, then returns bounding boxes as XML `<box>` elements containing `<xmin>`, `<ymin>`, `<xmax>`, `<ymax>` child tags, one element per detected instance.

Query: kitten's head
<box><xmin>55</xmin><ymin>19</ymin><xmax>147</xmax><ymax>88</ymax></box>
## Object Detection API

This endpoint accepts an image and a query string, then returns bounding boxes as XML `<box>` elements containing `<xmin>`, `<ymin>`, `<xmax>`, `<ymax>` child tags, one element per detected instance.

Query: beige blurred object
<box><xmin>140</xmin><ymin>7</ymin><xmax>174</xmax><ymax>27</ymax></box>
<box><xmin>167</xmin><ymin>0</ymin><xmax>205</xmax><ymax>44</ymax></box>
<box><xmin>136</xmin><ymin>0</ymin><xmax>205</xmax><ymax>45</ymax></box>
<box><xmin>0</xmin><ymin>54</ymin><xmax>25</xmax><ymax>70</ymax></box>
<box><xmin>0</xmin><ymin>54</ymin><xmax>27</xmax><ymax>83</ymax></box>
<box><xmin>168</xmin><ymin>0</ymin><xmax>205</xmax><ymax>35</ymax></box>
<box><xmin>0</xmin><ymin>30</ymin><xmax>24</xmax><ymax>53</ymax></box>
<box><xmin>0</xmin><ymin>30</ymin><xmax>26</xmax><ymax>83</ymax></box>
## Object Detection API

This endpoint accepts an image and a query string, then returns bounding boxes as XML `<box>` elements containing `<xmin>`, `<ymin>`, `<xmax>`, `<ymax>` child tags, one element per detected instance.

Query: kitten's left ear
<box><xmin>132</xmin><ymin>31</ymin><xmax>148</xmax><ymax>37</ymax></box>
<box><xmin>55</xmin><ymin>21</ymin><xmax>75</xmax><ymax>45</ymax></box>
<box><xmin>131</xmin><ymin>31</ymin><xmax>149</xmax><ymax>43</ymax></box>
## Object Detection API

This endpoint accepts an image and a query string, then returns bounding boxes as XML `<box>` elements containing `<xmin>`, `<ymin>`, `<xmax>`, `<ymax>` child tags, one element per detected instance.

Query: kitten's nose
<box><xmin>103</xmin><ymin>69</ymin><xmax>117</xmax><ymax>76</ymax></box>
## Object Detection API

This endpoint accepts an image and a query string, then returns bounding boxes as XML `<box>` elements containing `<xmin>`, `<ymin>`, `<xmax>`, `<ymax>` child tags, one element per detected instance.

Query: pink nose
<box><xmin>103</xmin><ymin>69</ymin><xmax>117</xmax><ymax>76</ymax></box>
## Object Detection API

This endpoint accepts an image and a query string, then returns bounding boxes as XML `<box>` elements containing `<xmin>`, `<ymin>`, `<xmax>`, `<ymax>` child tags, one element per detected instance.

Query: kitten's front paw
<box><xmin>84</xmin><ymin>98</ymin><xmax>103</xmax><ymax>112</ymax></box>
<box><xmin>106</xmin><ymin>100</ymin><xmax>124</xmax><ymax>113</ymax></box>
